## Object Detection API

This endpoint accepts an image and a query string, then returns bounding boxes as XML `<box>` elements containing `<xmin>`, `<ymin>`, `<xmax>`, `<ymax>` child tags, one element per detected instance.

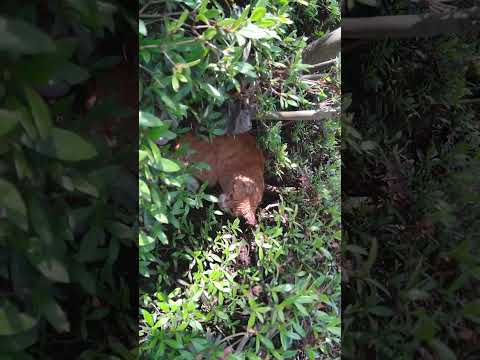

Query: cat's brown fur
<box><xmin>178</xmin><ymin>132</ymin><xmax>265</xmax><ymax>225</ymax></box>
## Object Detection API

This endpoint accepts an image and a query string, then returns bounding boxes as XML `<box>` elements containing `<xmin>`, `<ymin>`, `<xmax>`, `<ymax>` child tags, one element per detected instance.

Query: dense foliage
<box><xmin>342</xmin><ymin>2</ymin><xmax>480</xmax><ymax>359</ymax></box>
<box><xmin>0</xmin><ymin>1</ymin><xmax>137</xmax><ymax>358</ymax></box>
<box><xmin>139</xmin><ymin>0</ymin><xmax>341</xmax><ymax>358</ymax></box>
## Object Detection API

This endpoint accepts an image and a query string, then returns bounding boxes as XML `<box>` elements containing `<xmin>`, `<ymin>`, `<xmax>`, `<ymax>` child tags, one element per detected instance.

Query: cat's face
<box><xmin>219</xmin><ymin>176</ymin><xmax>261</xmax><ymax>225</ymax></box>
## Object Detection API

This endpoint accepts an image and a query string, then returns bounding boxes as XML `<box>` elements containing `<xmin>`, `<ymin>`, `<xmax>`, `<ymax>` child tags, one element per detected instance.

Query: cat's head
<box><xmin>219</xmin><ymin>176</ymin><xmax>262</xmax><ymax>226</ymax></box>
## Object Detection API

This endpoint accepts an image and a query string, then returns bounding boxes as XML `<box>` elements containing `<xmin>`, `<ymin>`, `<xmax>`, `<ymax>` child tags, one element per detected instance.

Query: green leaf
<box><xmin>251</xmin><ymin>7</ymin><xmax>266</xmax><ymax>22</ymax></box>
<box><xmin>70</xmin><ymin>261</ymin><xmax>96</xmax><ymax>295</ymax></box>
<box><xmin>139</xmin><ymin>20</ymin><xmax>147</xmax><ymax>36</ymax></box>
<box><xmin>77</xmin><ymin>227</ymin><xmax>104</xmax><ymax>263</ymax></box>
<box><xmin>40</xmin><ymin>299</ymin><xmax>70</xmax><ymax>333</ymax></box>
<box><xmin>139</xmin><ymin>150</ymin><xmax>148</xmax><ymax>162</ymax></box>
<box><xmin>204</xmin><ymin>9</ymin><xmax>220</xmax><ymax>18</ymax></box>
<box><xmin>55</xmin><ymin>62</ymin><xmax>90</xmax><ymax>85</ymax></box>
<box><xmin>145</xmin><ymin>125</ymin><xmax>169</xmax><ymax>141</ymax></box>
<box><xmin>105</xmin><ymin>221</ymin><xmax>134</xmax><ymax>240</ymax></box>
<box><xmin>71</xmin><ymin>177</ymin><xmax>98</xmax><ymax>197</ymax></box>
<box><xmin>139</xmin><ymin>179</ymin><xmax>150</xmax><ymax>199</ymax></box>
<box><xmin>260</xmin><ymin>336</ymin><xmax>275</xmax><ymax>350</ymax></box>
<box><xmin>0</xmin><ymin>179</ymin><xmax>27</xmax><ymax>230</ymax></box>
<box><xmin>292</xmin><ymin>321</ymin><xmax>305</xmax><ymax>337</ymax></box>
<box><xmin>294</xmin><ymin>302</ymin><xmax>309</xmax><ymax>316</ymax></box>
<box><xmin>158</xmin><ymin>229</ymin><xmax>168</xmax><ymax>245</ymax></box>
<box><xmin>233</xmin><ymin>4</ymin><xmax>251</xmax><ymax>30</ymax></box>
<box><xmin>142</xmin><ymin>309</ymin><xmax>154</xmax><ymax>327</ymax></box>
<box><xmin>203</xmin><ymin>194</ymin><xmax>218</xmax><ymax>203</ymax></box>
<box><xmin>0</xmin><ymin>327</ymin><xmax>38</xmax><ymax>353</ymax></box>
<box><xmin>428</xmin><ymin>339</ymin><xmax>457</xmax><ymax>360</ymax></box>
<box><xmin>203</xmin><ymin>28</ymin><xmax>217</xmax><ymax>40</ymax></box>
<box><xmin>0</xmin><ymin>16</ymin><xmax>55</xmax><ymax>54</ymax></box>
<box><xmin>463</xmin><ymin>300</ymin><xmax>480</xmax><ymax>316</ymax></box>
<box><xmin>172</xmin><ymin>75</ymin><xmax>180</xmax><ymax>92</ymax></box>
<box><xmin>212</xmin><ymin>128</ymin><xmax>226</xmax><ymax>136</ymax></box>
<box><xmin>14</xmin><ymin>146</ymin><xmax>33</xmax><ymax>180</ymax></box>
<box><xmin>463</xmin><ymin>300</ymin><xmax>480</xmax><ymax>323</ymax></box>
<box><xmin>257</xmin><ymin>18</ymin><xmax>276</xmax><ymax>28</ymax></box>
<box><xmin>6</xmin><ymin>101</ymin><xmax>37</xmax><ymax>139</ymax></box>
<box><xmin>23</xmin><ymin>85</ymin><xmax>52</xmax><ymax>139</ymax></box>
<box><xmin>139</xmin><ymin>232</ymin><xmax>155</xmax><ymax>247</ymax></box>
<box><xmin>27</xmin><ymin>194</ymin><xmax>54</xmax><ymax>247</ymax></box>
<box><xmin>148</xmin><ymin>128</ymin><xmax>176</xmax><ymax>142</ymax></box>
<box><xmin>368</xmin><ymin>305</ymin><xmax>394</xmax><ymax>317</ymax></box>
<box><xmin>247</xmin><ymin>313</ymin><xmax>256</xmax><ymax>328</ymax></box>
<box><xmin>362</xmin><ymin>237</ymin><xmax>378</xmax><ymax>274</ymax></box>
<box><xmin>295</xmin><ymin>295</ymin><xmax>316</xmax><ymax>304</ymax></box>
<box><xmin>238</xmin><ymin>24</ymin><xmax>275</xmax><ymax>39</ymax></box>
<box><xmin>171</xmin><ymin>10</ymin><xmax>189</xmax><ymax>32</ymax></box>
<box><xmin>203</xmin><ymin>83</ymin><xmax>223</xmax><ymax>101</ymax></box>
<box><xmin>164</xmin><ymin>339</ymin><xmax>183</xmax><ymax>350</ymax></box>
<box><xmin>0</xmin><ymin>109</ymin><xmax>21</xmax><ymax>136</ymax></box>
<box><xmin>234</xmin><ymin>62</ymin><xmax>256</xmax><ymax>77</ymax></box>
<box><xmin>415</xmin><ymin>317</ymin><xmax>438</xmax><ymax>342</ymax></box>
<box><xmin>140</xmin><ymin>111</ymin><xmax>164</xmax><ymax>128</ymax></box>
<box><xmin>360</xmin><ymin>140</ymin><xmax>377</xmax><ymax>151</ymax></box>
<box><xmin>11</xmin><ymin>39</ymin><xmax>77</xmax><ymax>84</ymax></box>
<box><xmin>158</xmin><ymin>158</ymin><xmax>181</xmax><ymax>173</ymax></box>
<box><xmin>87</xmin><ymin>308</ymin><xmax>110</xmax><ymax>321</ymax></box>
<box><xmin>35</xmin><ymin>257</ymin><xmax>70</xmax><ymax>283</ymax></box>
<box><xmin>355</xmin><ymin>0</ymin><xmax>379</xmax><ymax>6</ymax></box>
<box><xmin>0</xmin><ymin>307</ymin><xmax>38</xmax><ymax>336</ymax></box>
<box><xmin>405</xmin><ymin>289</ymin><xmax>429</xmax><ymax>301</ymax></box>
<box><xmin>286</xmin><ymin>331</ymin><xmax>302</xmax><ymax>341</ymax></box>
<box><xmin>218</xmin><ymin>18</ymin><xmax>236</xmax><ymax>29</ymax></box>
<box><xmin>272</xmin><ymin>284</ymin><xmax>294</xmax><ymax>293</ymax></box>
<box><xmin>22</xmin><ymin>127</ymin><xmax>97</xmax><ymax>161</ymax></box>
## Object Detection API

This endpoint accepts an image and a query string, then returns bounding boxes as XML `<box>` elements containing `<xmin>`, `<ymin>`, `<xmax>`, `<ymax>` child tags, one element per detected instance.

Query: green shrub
<box><xmin>0</xmin><ymin>1</ymin><xmax>137</xmax><ymax>358</ymax></box>
<box><xmin>342</xmin><ymin>33</ymin><xmax>480</xmax><ymax>359</ymax></box>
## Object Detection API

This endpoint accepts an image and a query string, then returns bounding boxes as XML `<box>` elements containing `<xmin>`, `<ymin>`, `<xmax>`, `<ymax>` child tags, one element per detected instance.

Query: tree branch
<box><xmin>307</xmin><ymin>58</ymin><xmax>337</xmax><ymax>72</ymax></box>
<box><xmin>259</xmin><ymin>109</ymin><xmax>339</xmax><ymax>121</ymax></box>
<box><xmin>342</xmin><ymin>7</ymin><xmax>480</xmax><ymax>39</ymax></box>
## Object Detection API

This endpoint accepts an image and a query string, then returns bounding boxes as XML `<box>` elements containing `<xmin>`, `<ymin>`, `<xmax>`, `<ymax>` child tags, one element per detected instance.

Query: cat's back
<box><xmin>177</xmin><ymin>131</ymin><xmax>264</xmax><ymax>180</ymax></box>
<box><xmin>177</xmin><ymin>132</ymin><xmax>219</xmax><ymax>184</ymax></box>
<box><xmin>222</xmin><ymin>134</ymin><xmax>264</xmax><ymax>178</ymax></box>
<box><xmin>217</xmin><ymin>133</ymin><xmax>264</xmax><ymax>165</ymax></box>
<box><xmin>178</xmin><ymin>132</ymin><xmax>214</xmax><ymax>160</ymax></box>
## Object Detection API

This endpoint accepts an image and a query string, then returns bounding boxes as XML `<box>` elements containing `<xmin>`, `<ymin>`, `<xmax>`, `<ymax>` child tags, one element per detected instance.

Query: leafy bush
<box><xmin>342</xmin><ymin>19</ymin><xmax>480</xmax><ymax>360</ymax></box>
<box><xmin>0</xmin><ymin>1</ymin><xmax>137</xmax><ymax>358</ymax></box>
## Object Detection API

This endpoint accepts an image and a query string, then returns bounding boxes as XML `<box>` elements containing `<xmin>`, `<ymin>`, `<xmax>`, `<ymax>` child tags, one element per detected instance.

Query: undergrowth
<box><xmin>139</xmin><ymin>0</ymin><xmax>340</xmax><ymax>358</ymax></box>
<box><xmin>342</xmin><ymin>8</ymin><xmax>480</xmax><ymax>358</ymax></box>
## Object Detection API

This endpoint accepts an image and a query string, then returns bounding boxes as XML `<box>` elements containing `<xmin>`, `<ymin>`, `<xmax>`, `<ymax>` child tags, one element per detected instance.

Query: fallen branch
<box><xmin>459</xmin><ymin>98</ymin><xmax>480</xmax><ymax>104</ymax></box>
<box><xmin>342</xmin><ymin>7</ymin><xmax>480</xmax><ymax>39</ymax></box>
<box><xmin>300</xmin><ymin>74</ymin><xmax>324</xmax><ymax>81</ymax></box>
<box><xmin>259</xmin><ymin>109</ymin><xmax>339</xmax><ymax>121</ymax></box>
<box><xmin>307</xmin><ymin>58</ymin><xmax>337</xmax><ymax>72</ymax></box>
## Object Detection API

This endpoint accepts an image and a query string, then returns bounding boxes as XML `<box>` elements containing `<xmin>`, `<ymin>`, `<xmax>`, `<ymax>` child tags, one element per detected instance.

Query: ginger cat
<box><xmin>177</xmin><ymin>132</ymin><xmax>265</xmax><ymax>226</ymax></box>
